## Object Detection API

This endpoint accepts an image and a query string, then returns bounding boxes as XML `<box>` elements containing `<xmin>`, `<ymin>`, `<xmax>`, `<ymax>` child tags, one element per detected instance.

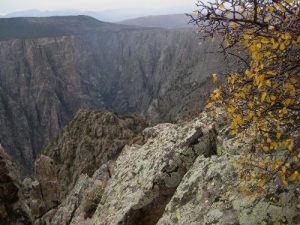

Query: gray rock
<box><xmin>158</xmin><ymin>155</ymin><xmax>298</xmax><ymax>225</ymax></box>
<box><xmin>24</xmin><ymin>111</ymin><xmax>299</xmax><ymax>225</ymax></box>
<box><xmin>90</xmin><ymin>118</ymin><xmax>215</xmax><ymax>225</ymax></box>
<box><xmin>34</xmin><ymin>174</ymin><xmax>91</xmax><ymax>225</ymax></box>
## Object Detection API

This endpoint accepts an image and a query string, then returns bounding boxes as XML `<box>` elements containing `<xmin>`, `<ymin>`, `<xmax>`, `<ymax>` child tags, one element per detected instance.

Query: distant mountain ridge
<box><xmin>1</xmin><ymin>5</ymin><xmax>195</xmax><ymax>22</ymax></box>
<box><xmin>0</xmin><ymin>16</ymin><xmax>136</xmax><ymax>40</ymax></box>
<box><xmin>119</xmin><ymin>14</ymin><xmax>194</xmax><ymax>28</ymax></box>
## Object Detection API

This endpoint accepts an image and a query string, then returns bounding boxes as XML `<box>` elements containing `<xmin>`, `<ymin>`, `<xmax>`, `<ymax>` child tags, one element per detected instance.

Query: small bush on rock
<box><xmin>83</xmin><ymin>181</ymin><xmax>107</xmax><ymax>218</ymax></box>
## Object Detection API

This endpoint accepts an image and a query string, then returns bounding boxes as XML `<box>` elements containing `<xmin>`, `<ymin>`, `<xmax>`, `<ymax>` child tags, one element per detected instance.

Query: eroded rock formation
<box><xmin>25</xmin><ymin>109</ymin><xmax>145</xmax><ymax>224</ymax></box>
<box><xmin>42</xmin><ymin>109</ymin><xmax>146</xmax><ymax>193</ymax></box>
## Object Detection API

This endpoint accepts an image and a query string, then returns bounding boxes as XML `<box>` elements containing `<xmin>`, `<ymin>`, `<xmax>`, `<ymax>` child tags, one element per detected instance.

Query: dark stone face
<box><xmin>0</xmin><ymin>147</ymin><xmax>32</xmax><ymax>225</ymax></box>
<box><xmin>0</xmin><ymin>16</ymin><xmax>229</xmax><ymax>175</ymax></box>
<box><xmin>0</xmin><ymin>180</ymin><xmax>19</xmax><ymax>202</ymax></box>
<box><xmin>0</xmin><ymin>152</ymin><xmax>19</xmax><ymax>203</ymax></box>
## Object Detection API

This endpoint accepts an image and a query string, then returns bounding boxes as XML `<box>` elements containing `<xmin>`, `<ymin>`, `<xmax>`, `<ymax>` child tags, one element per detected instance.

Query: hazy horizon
<box><xmin>0</xmin><ymin>0</ymin><xmax>197</xmax><ymax>16</ymax></box>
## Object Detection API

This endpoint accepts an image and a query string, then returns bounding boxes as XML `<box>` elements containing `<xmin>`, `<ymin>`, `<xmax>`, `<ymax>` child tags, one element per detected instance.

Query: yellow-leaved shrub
<box><xmin>190</xmin><ymin>0</ymin><xmax>299</xmax><ymax>193</ymax></box>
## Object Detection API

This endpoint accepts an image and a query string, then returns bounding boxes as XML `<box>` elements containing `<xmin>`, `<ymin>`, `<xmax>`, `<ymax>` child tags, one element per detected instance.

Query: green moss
<box><xmin>217</xmin><ymin>144</ymin><xmax>223</xmax><ymax>155</ymax></box>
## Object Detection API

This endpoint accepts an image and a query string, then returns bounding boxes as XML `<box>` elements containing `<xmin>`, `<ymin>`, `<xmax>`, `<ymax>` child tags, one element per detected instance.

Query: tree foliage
<box><xmin>190</xmin><ymin>0</ymin><xmax>300</xmax><ymax>192</ymax></box>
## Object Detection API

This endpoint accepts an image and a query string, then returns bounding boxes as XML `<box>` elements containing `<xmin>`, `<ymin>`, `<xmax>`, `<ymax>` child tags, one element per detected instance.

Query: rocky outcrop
<box><xmin>0</xmin><ymin>146</ymin><xmax>32</xmax><ymax>225</ymax></box>
<box><xmin>25</xmin><ymin>109</ymin><xmax>145</xmax><ymax>223</ymax></box>
<box><xmin>17</xmin><ymin>109</ymin><xmax>298</xmax><ymax>225</ymax></box>
<box><xmin>0</xmin><ymin>16</ymin><xmax>231</xmax><ymax>175</ymax></box>
<box><xmin>90</xmin><ymin>118</ymin><xmax>218</xmax><ymax>225</ymax></box>
<box><xmin>87</xmin><ymin>113</ymin><xmax>298</xmax><ymax>225</ymax></box>
<box><xmin>42</xmin><ymin>109</ymin><xmax>145</xmax><ymax>193</ymax></box>
<box><xmin>27</xmin><ymin>110</ymin><xmax>217</xmax><ymax>225</ymax></box>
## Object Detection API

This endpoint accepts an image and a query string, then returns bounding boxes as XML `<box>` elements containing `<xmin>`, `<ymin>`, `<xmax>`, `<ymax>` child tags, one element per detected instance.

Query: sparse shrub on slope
<box><xmin>83</xmin><ymin>181</ymin><xmax>107</xmax><ymax>219</ymax></box>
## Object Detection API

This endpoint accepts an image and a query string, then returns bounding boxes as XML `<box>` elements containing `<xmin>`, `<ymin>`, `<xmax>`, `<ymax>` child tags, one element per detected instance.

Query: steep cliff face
<box><xmin>0</xmin><ymin>146</ymin><xmax>32</xmax><ymax>225</ymax></box>
<box><xmin>0</xmin><ymin>16</ymin><xmax>229</xmax><ymax>175</ymax></box>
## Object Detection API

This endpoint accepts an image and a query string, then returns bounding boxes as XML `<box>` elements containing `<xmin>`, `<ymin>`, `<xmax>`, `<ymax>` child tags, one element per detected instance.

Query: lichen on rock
<box><xmin>91</xmin><ymin>118</ymin><xmax>217</xmax><ymax>225</ymax></box>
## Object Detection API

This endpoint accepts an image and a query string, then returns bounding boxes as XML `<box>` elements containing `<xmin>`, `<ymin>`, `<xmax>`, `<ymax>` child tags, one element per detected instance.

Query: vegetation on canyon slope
<box><xmin>191</xmin><ymin>0</ymin><xmax>300</xmax><ymax>193</ymax></box>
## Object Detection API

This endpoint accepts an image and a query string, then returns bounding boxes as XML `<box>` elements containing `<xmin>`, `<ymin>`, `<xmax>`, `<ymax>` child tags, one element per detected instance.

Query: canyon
<box><xmin>0</xmin><ymin>15</ymin><xmax>229</xmax><ymax>175</ymax></box>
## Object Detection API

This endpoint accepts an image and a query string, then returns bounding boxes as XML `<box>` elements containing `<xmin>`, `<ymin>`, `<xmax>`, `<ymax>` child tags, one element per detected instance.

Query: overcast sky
<box><xmin>0</xmin><ymin>0</ymin><xmax>197</xmax><ymax>15</ymax></box>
